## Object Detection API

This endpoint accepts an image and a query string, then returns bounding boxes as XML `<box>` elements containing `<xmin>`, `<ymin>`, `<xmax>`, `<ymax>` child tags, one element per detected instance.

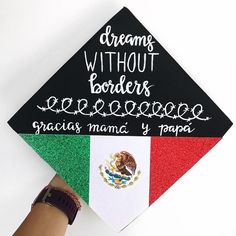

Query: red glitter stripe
<box><xmin>149</xmin><ymin>137</ymin><xmax>221</xmax><ymax>206</ymax></box>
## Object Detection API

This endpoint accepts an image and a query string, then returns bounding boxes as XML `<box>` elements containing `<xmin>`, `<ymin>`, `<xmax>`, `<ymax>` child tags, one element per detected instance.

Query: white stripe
<box><xmin>89</xmin><ymin>135</ymin><xmax>151</xmax><ymax>231</ymax></box>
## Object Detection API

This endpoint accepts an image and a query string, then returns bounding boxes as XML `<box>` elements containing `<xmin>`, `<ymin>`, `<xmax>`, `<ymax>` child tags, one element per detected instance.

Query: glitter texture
<box><xmin>149</xmin><ymin>137</ymin><xmax>221</xmax><ymax>205</ymax></box>
<box><xmin>20</xmin><ymin>134</ymin><xmax>90</xmax><ymax>203</ymax></box>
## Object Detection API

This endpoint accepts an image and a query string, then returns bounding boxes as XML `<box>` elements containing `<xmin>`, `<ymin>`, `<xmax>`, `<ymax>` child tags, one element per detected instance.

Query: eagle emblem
<box><xmin>99</xmin><ymin>151</ymin><xmax>141</xmax><ymax>189</ymax></box>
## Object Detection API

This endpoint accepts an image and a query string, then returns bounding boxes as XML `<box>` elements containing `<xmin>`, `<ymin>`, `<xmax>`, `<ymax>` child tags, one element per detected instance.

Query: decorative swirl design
<box><xmin>37</xmin><ymin>96</ymin><xmax>211</xmax><ymax>122</ymax></box>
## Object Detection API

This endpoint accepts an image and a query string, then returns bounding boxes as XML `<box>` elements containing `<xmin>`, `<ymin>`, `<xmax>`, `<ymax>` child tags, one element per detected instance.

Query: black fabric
<box><xmin>8</xmin><ymin>7</ymin><xmax>232</xmax><ymax>137</ymax></box>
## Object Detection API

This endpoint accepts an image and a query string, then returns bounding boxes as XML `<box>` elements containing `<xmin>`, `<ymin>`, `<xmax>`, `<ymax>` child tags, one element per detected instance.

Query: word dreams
<box><xmin>100</xmin><ymin>25</ymin><xmax>155</xmax><ymax>52</ymax></box>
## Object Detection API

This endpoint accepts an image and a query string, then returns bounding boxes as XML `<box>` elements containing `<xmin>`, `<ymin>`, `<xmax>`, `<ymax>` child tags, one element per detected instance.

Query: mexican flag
<box><xmin>20</xmin><ymin>134</ymin><xmax>220</xmax><ymax>231</ymax></box>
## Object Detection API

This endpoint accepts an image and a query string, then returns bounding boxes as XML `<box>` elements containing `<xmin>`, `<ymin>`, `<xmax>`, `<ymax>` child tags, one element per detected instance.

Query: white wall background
<box><xmin>0</xmin><ymin>0</ymin><xmax>236</xmax><ymax>235</ymax></box>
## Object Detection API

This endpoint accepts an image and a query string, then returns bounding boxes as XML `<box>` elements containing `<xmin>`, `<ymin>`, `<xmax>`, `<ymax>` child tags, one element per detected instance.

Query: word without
<box><xmin>84</xmin><ymin>51</ymin><xmax>159</xmax><ymax>73</ymax></box>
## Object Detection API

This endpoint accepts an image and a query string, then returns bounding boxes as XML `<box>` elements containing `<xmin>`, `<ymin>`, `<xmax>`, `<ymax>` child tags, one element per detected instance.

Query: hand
<box><xmin>13</xmin><ymin>174</ymin><xmax>77</xmax><ymax>236</ymax></box>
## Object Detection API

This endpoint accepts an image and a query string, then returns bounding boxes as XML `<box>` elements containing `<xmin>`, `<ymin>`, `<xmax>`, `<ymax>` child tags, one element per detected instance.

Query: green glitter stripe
<box><xmin>20</xmin><ymin>134</ymin><xmax>90</xmax><ymax>204</ymax></box>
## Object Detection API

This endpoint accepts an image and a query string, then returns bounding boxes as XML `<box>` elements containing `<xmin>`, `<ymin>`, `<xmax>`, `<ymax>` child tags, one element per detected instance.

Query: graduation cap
<box><xmin>8</xmin><ymin>7</ymin><xmax>232</xmax><ymax>231</ymax></box>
